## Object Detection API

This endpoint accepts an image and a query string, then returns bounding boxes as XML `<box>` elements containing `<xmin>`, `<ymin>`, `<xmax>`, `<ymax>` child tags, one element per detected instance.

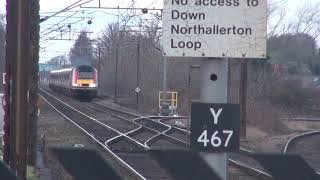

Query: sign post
<box><xmin>163</xmin><ymin>1</ymin><xmax>267</xmax><ymax>179</ymax></box>
<box><xmin>2</xmin><ymin>73</ymin><xmax>6</xmax><ymax>85</ymax></box>
<box><xmin>199</xmin><ymin>59</ymin><xmax>229</xmax><ymax>179</ymax></box>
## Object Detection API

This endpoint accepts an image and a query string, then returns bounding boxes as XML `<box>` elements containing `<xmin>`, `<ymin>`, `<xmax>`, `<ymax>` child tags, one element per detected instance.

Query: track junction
<box><xmin>40</xmin><ymin>87</ymin><xmax>273</xmax><ymax>179</ymax></box>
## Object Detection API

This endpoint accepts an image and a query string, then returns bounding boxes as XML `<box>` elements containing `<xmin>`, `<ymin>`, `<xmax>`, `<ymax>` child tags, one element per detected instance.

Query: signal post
<box><xmin>163</xmin><ymin>0</ymin><xmax>267</xmax><ymax>179</ymax></box>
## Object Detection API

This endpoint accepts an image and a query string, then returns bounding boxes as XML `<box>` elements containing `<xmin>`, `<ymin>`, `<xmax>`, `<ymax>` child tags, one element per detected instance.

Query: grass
<box><xmin>27</xmin><ymin>166</ymin><xmax>39</xmax><ymax>180</ymax></box>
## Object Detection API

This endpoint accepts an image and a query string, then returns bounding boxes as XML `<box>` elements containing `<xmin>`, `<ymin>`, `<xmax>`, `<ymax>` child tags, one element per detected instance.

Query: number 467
<box><xmin>197</xmin><ymin>130</ymin><xmax>233</xmax><ymax>147</ymax></box>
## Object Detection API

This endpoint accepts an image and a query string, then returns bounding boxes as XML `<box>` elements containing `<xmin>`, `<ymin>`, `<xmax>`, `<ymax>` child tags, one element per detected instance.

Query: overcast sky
<box><xmin>0</xmin><ymin>0</ymin><xmax>317</xmax><ymax>63</ymax></box>
<box><xmin>37</xmin><ymin>0</ymin><xmax>164</xmax><ymax>63</ymax></box>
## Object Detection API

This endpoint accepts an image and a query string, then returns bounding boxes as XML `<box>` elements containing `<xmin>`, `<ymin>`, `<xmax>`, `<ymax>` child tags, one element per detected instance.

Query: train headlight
<box><xmin>89</xmin><ymin>84</ymin><xmax>97</xmax><ymax>88</ymax></box>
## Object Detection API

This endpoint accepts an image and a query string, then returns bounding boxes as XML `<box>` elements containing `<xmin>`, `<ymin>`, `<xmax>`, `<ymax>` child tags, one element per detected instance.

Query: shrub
<box><xmin>263</xmin><ymin>78</ymin><xmax>312</xmax><ymax>111</ymax></box>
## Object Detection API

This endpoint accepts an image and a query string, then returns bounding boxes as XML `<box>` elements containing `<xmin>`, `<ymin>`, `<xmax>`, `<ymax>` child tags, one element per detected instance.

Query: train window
<box><xmin>78</xmin><ymin>72</ymin><xmax>93</xmax><ymax>79</ymax></box>
<box><xmin>76</xmin><ymin>65</ymin><xmax>94</xmax><ymax>72</ymax></box>
<box><xmin>75</xmin><ymin>65</ymin><xmax>95</xmax><ymax>79</ymax></box>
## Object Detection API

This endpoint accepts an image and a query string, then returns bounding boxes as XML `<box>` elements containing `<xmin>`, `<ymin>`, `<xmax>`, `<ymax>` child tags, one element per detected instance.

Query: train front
<box><xmin>71</xmin><ymin>65</ymin><xmax>98</xmax><ymax>99</ymax></box>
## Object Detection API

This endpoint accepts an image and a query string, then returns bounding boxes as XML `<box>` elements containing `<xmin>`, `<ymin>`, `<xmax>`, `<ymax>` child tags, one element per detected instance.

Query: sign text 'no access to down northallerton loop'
<box><xmin>163</xmin><ymin>0</ymin><xmax>267</xmax><ymax>58</ymax></box>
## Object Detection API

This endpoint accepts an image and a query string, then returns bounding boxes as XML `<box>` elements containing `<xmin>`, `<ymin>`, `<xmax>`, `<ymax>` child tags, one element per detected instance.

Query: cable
<box><xmin>40</xmin><ymin>15</ymin><xmax>90</xmax><ymax>19</ymax></box>
<box><xmin>87</xmin><ymin>10</ymin><xmax>119</xmax><ymax>17</ymax></box>
<box><xmin>40</xmin><ymin>17</ymin><xmax>87</xmax><ymax>41</ymax></box>
<box><xmin>40</xmin><ymin>10</ymin><xmax>84</xmax><ymax>14</ymax></box>
<box><xmin>40</xmin><ymin>11</ymin><xmax>79</xmax><ymax>35</ymax></box>
<box><xmin>40</xmin><ymin>0</ymin><xmax>94</xmax><ymax>23</ymax></box>
<box><xmin>147</xmin><ymin>0</ymin><xmax>160</xmax><ymax>8</ymax></box>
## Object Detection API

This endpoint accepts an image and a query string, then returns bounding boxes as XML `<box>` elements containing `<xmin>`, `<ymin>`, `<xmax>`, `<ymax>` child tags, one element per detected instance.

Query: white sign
<box><xmin>135</xmin><ymin>87</ymin><xmax>141</xmax><ymax>93</ymax></box>
<box><xmin>163</xmin><ymin>0</ymin><xmax>267</xmax><ymax>58</ymax></box>
<box><xmin>2</xmin><ymin>73</ymin><xmax>5</xmax><ymax>85</ymax></box>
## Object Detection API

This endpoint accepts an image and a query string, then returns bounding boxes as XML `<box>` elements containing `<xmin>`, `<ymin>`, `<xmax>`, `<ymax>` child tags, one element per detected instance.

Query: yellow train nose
<box><xmin>77</xmin><ymin>79</ymin><xmax>94</xmax><ymax>87</ymax></box>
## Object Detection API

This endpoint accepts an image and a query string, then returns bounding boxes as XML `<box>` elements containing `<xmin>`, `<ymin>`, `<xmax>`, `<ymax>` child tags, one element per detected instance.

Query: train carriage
<box><xmin>49</xmin><ymin>65</ymin><xmax>98</xmax><ymax>100</ymax></box>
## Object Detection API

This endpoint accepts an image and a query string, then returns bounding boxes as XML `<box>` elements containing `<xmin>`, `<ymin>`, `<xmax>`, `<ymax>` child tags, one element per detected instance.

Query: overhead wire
<box><xmin>40</xmin><ymin>10</ymin><xmax>83</xmax><ymax>14</ymax></box>
<box><xmin>42</xmin><ymin>30</ymin><xmax>93</xmax><ymax>42</ymax></box>
<box><xmin>40</xmin><ymin>16</ymin><xmax>89</xmax><ymax>44</ymax></box>
<box><xmin>40</xmin><ymin>15</ymin><xmax>90</xmax><ymax>19</ymax></box>
<box><xmin>39</xmin><ymin>1</ymin><xmax>95</xmax><ymax>60</ymax></box>
<box><xmin>146</xmin><ymin>0</ymin><xmax>161</xmax><ymax>8</ymax></box>
<box><xmin>87</xmin><ymin>10</ymin><xmax>119</xmax><ymax>17</ymax></box>
<box><xmin>40</xmin><ymin>18</ymin><xmax>86</xmax><ymax>40</ymax></box>
<box><xmin>40</xmin><ymin>0</ymin><xmax>94</xmax><ymax>22</ymax></box>
<box><xmin>40</xmin><ymin>0</ymin><xmax>162</xmax><ymax>61</ymax></box>
<box><xmin>40</xmin><ymin>11</ymin><xmax>79</xmax><ymax>35</ymax></box>
<box><xmin>40</xmin><ymin>0</ymin><xmax>96</xmax><ymax>40</ymax></box>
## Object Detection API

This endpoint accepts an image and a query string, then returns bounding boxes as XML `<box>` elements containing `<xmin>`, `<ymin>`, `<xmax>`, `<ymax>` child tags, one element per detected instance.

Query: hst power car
<box><xmin>49</xmin><ymin>65</ymin><xmax>98</xmax><ymax>99</ymax></box>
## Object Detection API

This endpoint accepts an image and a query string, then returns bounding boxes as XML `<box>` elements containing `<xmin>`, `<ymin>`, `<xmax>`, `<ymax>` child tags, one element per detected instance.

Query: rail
<box><xmin>91</xmin><ymin>102</ymin><xmax>273</xmax><ymax>179</ymax></box>
<box><xmin>280</xmin><ymin>117</ymin><xmax>320</xmax><ymax>122</ymax></box>
<box><xmin>40</xmin><ymin>88</ymin><xmax>274</xmax><ymax>179</ymax></box>
<box><xmin>39</xmin><ymin>90</ymin><xmax>147</xmax><ymax>180</ymax></box>
<box><xmin>282</xmin><ymin>130</ymin><xmax>320</xmax><ymax>175</ymax></box>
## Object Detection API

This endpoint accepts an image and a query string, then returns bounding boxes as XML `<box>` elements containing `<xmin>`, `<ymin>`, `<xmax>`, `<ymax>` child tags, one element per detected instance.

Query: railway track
<box><xmin>86</xmin><ymin>100</ymin><xmax>273</xmax><ymax>180</ymax></box>
<box><xmin>39</xmin><ymin>88</ymin><xmax>182</xmax><ymax>179</ymax></box>
<box><xmin>86</xmin><ymin>103</ymin><xmax>187</xmax><ymax>149</ymax></box>
<box><xmin>40</xmin><ymin>88</ymin><xmax>272</xmax><ymax>179</ymax></box>
<box><xmin>88</xmin><ymin>103</ymin><xmax>189</xmax><ymax>144</ymax></box>
<box><xmin>281</xmin><ymin>117</ymin><xmax>320</xmax><ymax>122</ymax></box>
<box><xmin>39</xmin><ymin>90</ymin><xmax>147</xmax><ymax>179</ymax></box>
<box><xmin>283</xmin><ymin>131</ymin><xmax>320</xmax><ymax>175</ymax></box>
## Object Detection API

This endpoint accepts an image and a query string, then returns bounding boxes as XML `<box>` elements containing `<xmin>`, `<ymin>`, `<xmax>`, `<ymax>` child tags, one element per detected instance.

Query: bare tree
<box><xmin>47</xmin><ymin>55</ymin><xmax>68</xmax><ymax>68</ymax></box>
<box><xmin>69</xmin><ymin>31</ymin><xmax>94</xmax><ymax>66</ymax></box>
<box><xmin>267</xmin><ymin>0</ymin><xmax>288</xmax><ymax>36</ymax></box>
<box><xmin>268</xmin><ymin>1</ymin><xmax>320</xmax><ymax>41</ymax></box>
<box><xmin>292</xmin><ymin>2</ymin><xmax>320</xmax><ymax>39</ymax></box>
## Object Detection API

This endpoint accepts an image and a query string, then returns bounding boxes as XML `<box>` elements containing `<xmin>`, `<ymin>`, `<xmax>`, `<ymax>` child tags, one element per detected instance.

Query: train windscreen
<box><xmin>76</xmin><ymin>66</ymin><xmax>95</xmax><ymax>79</ymax></box>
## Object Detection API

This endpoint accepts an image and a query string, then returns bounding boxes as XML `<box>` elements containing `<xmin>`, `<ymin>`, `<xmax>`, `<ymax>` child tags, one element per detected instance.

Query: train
<box><xmin>49</xmin><ymin>65</ymin><xmax>98</xmax><ymax>100</ymax></box>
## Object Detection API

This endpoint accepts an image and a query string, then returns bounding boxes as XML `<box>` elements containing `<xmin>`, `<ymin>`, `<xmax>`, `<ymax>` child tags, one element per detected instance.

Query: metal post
<box><xmin>200</xmin><ymin>58</ymin><xmax>228</xmax><ymax>180</ymax></box>
<box><xmin>136</xmin><ymin>42</ymin><xmax>140</xmax><ymax>109</ymax></box>
<box><xmin>161</xmin><ymin>54</ymin><xmax>169</xmax><ymax>116</ymax></box>
<box><xmin>188</xmin><ymin>64</ymin><xmax>200</xmax><ymax>148</ymax></box>
<box><xmin>188</xmin><ymin>65</ymin><xmax>191</xmax><ymax>147</ymax></box>
<box><xmin>240</xmin><ymin>58</ymin><xmax>247</xmax><ymax>139</ymax></box>
<box><xmin>163</xmin><ymin>55</ymin><xmax>167</xmax><ymax>104</ymax></box>
<box><xmin>98</xmin><ymin>47</ymin><xmax>101</xmax><ymax>94</ymax></box>
<box><xmin>59</xmin><ymin>56</ymin><xmax>62</xmax><ymax>68</ymax></box>
<box><xmin>114</xmin><ymin>42</ymin><xmax>119</xmax><ymax>103</ymax></box>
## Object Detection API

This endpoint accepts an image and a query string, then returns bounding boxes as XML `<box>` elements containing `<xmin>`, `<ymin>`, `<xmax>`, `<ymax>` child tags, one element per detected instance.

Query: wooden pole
<box><xmin>7</xmin><ymin>0</ymin><xmax>31</xmax><ymax>178</ymax></box>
